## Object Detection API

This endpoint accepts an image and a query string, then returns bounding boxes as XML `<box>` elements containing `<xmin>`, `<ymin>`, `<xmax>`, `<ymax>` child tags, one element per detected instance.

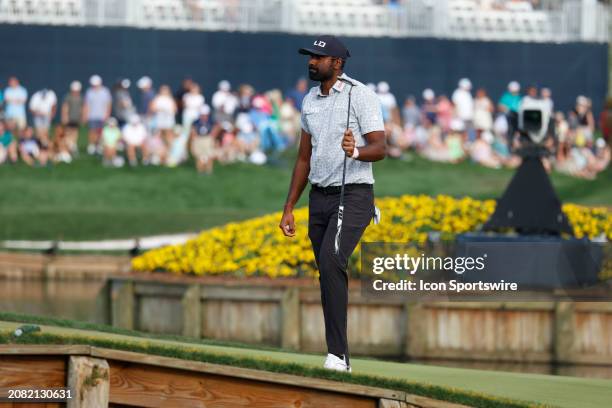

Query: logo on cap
<box><xmin>314</xmin><ymin>40</ymin><xmax>326</xmax><ymax>48</ymax></box>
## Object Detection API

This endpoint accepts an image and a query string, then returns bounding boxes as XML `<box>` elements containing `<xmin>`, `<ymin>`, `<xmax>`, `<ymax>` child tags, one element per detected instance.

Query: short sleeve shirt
<box><xmin>85</xmin><ymin>86</ymin><xmax>111</xmax><ymax>120</ymax></box>
<box><xmin>301</xmin><ymin>73</ymin><xmax>384</xmax><ymax>187</ymax></box>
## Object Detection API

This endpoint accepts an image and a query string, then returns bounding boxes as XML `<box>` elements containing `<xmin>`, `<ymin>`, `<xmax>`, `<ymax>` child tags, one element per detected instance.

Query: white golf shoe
<box><xmin>323</xmin><ymin>353</ymin><xmax>351</xmax><ymax>373</ymax></box>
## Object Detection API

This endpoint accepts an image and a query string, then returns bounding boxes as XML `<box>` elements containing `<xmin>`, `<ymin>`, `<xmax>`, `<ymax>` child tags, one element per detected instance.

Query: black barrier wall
<box><xmin>0</xmin><ymin>24</ymin><xmax>608</xmax><ymax>115</ymax></box>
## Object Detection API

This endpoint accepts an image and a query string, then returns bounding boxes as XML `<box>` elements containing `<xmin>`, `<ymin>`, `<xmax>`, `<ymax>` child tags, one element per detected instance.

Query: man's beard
<box><xmin>308</xmin><ymin>67</ymin><xmax>331</xmax><ymax>82</ymax></box>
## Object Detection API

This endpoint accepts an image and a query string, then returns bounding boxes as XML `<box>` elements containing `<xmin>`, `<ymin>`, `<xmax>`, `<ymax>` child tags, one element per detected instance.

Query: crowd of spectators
<box><xmin>0</xmin><ymin>74</ymin><xmax>609</xmax><ymax>179</ymax></box>
<box><xmin>376</xmin><ymin>78</ymin><xmax>610</xmax><ymax>180</ymax></box>
<box><xmin>0</xmin><ymin>75</ymin><xmax>304</xmax><ymax>174</ymax></box>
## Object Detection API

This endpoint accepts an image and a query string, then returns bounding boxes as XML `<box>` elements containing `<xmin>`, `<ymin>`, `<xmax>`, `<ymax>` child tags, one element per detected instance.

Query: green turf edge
<box><xmin>0</xmin><ymin>330</ymin><xmax>547</xmax><ymax>408</ymax></box>
<box><xmin>0</xmin><ymin>311</ymin><xmax>288</xmax><ymax>353</ymax></box>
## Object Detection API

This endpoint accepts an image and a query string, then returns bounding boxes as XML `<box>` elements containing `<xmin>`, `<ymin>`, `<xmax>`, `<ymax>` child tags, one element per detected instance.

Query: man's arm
<box><xmin>342</xmin><ymin>129</ymin><xmax>386</xmax><ymax>162</ymax></box>
<box><xmin>279</xmin><ymin>129</ymin><xmax>312</xmax><ymax>237</ymax></box>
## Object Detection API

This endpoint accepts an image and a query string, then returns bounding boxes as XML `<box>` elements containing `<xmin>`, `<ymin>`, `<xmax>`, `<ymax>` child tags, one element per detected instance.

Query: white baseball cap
<box><xmin>377</xmin><ymin>81</ymin><xmax>390</xmax><ymax>93</ymax></box>
<box><xmin>219</xmin><ymin>80</ymin><xmax>231</xmax><ymax>92</ymax></box>
<box><xmin>366</xmin><ymin>83</ymin><xmax>377</xmax><ymax>92</ymax></box>
<box><xmin>121</xmin><ymin>78</ymin><xmax>131</xmax><ymax>88</ymax></box>
<box><xmin>70</xmin><ymin>81</ymin><xmax>82</xmax><ymax>91</ymax></box>
<box><xmin>508</xmin><ymin>81</ymin><xmax>520</xmax><ymax>92</ymax></box>
<box><xmin>458</xmin><ymin>78</ymin><xmax>472</xmax><ymax>90</ymax></box>
<box><xmin>137</xmin><ymin>76</ymin><xmax>152</xmax><ymax>89</ymax></box>
<box><xmin>199</xmin><ymin>104</ymin><xmax>211</xmax><ymax>116</ymax></box>
<box><xmin>422</xmin><ymin>88</ymin><xmax>435</xmax><ymax>101</ymax></box>
<box><xmin>90</xmin><ymin>75</ymin><xmax>102</xmax><ymax>86</ymax></box>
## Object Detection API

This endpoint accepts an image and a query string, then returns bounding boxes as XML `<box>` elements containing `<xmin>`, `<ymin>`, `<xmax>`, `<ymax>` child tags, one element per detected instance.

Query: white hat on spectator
<box><xmin>137</xmin><ymin>76</ymin><xmax>152</xmax><ymax>89</ymax></box>
<box><xmin>128</xmin><ymin>114</ymin><xmax>140</xmax><ymax>124</ymax></box>
<box><xmin>219</xmin><ymin>80</ymin><xmax>231</xmax><ymax>92</ymax></box>
<box><xmin>377</xmin><ymin>81</ymin><xmax>390</xmax><ymax>93</ymax></box>
<box><xmin>366</xmin><ymin>83</ymin><xmax>377</xmax><ymax>92</ymax></box>
<box><xmin>199</xmin><ymin>104</ymin><xmax>211</xmax><ymax>116</ymax></box>
<box><xmin>107</xmin><ymin>117</ymin><xmax>118</xmax><ymax>126</ymax></box>
<box><xmin>422</xmin><ymin>88</ymin><xmax>435</xmax><ymax>101</ymax></box>
<box><xmin>458</xmin><ymin>78</ymin><xmax>472</xmax><ymax>90</ymax></box>
<box><xmin>121</xmin><ymin>79</ymin><xmax>131</xmax><ymax>89</ymax></box>
<box><xmin>576</xmin><ymin>95</ymin><xmax>588</xmax><ymax>106</ymax></box>
<box><xmin>450</xmin><ymin>118</ymin><xmax>465</xmax><ymax>132</ymax></box>
<box><xmin>508</xmin><ymin>81</ymin><xmax>520</xmax><ymax>92</ymax></box>
<box><xmin>596</xmin><ymin>138</ymin><xmax>606</xmax><ymax>149</ymax></box>
<box><xmin>482</xmin><ymin>130</ymin><xmax>494</xmax><ymax>144</ymax></box>
<box><xmin>90</xmin><ymin>75</ymin><xmax>102</xmax><ymax>86</ymax></box>
<box><xmin>70</xmin><ymin>81</ymin><xmax>82</xmax><ymax>91</ymax></box>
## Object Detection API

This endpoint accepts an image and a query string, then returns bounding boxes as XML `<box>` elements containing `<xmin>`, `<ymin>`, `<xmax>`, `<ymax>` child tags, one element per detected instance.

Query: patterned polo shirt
<box><xmin>301</xmin><ymin>73</ymin><xmax>384</xmax><ymax>187</ymax></box>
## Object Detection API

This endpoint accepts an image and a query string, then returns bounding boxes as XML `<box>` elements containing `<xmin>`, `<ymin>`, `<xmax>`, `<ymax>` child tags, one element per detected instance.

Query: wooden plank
<box><xmin>182</xmin><ymin>284</ymin><xmax>202</xmax><ymax>338</ymax></box>
<box><xmin>91</xmin><ymin>347</ymin><xmax>404</xmax><ymax>401</ymax></box>
<box><xmin>67</xmin><ymin>356</ymin><xmax>110</xmax><ymax>408</ymax></box>
<box><xmin>280</xmin><ymin>287</ymin><xmax>300</xmax><ymax>350</ymax></box>
<box><xmin>574</xmin><ymin>302</ymin><xmax>612</xmax><ymax>312</ymax></box>
<box><xmin>0</xmin><ymin>356</ymin><xmax>66</xmax><ymax>392</ymax></box>
<box><xmin>0</xmin><ymin>345</ymin><xmax>91</xmax><ymax>355</ymax></box>
<box><xmin>134</xmin><ymin>282</ymin><xmax>187</xmax><ymax>297</ymax></box>
<box><xmin>424</xmin><ymin>302</ymin><xmax>555</xmax><ymax>311</ymax></box>
<box><xmin>0</xmin><ymin>404</ymin><xmax>62</xmax><ymax>408</ymax></box>
<box><xmin>108</xmin><ymin>360</ymin><xmax>378</xmax><ymax>408</ymax></box>
<box><xmin>200</xmin><ymin>286</ymin><xmax>285</xmax><ymax>302</ymax></box>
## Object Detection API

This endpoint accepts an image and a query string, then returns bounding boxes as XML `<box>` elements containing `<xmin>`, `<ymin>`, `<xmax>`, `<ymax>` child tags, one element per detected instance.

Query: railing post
<box><xmin>111</xmin><ymin>280</ymin><xmax>134</xmax><ymax>330</ymax></box>
<box><xmin>182</xmin><ymin>284</ymin><xmax>202</xmax><ymax>338</ymax></box>
<box><xmin>67</xmin><ymin>356</ymin><xmax>110</xmax><ymax>408</ymax></box>
<box><xmin>281</xmin><ymin>287</ymin><xmax>301</xmax><ymax>350</ymax></box>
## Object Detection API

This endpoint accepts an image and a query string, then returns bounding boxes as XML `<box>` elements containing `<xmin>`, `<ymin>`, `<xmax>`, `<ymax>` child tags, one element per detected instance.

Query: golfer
<box><xmin>279</xmin><ymin>35</ymin><xmax>386</xmax><ymax>372</ymax></box>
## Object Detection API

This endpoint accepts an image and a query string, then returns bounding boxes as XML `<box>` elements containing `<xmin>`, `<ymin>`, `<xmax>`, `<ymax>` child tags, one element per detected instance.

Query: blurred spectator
<box><xmin>470</xmin><ymin>131</ymin><xmax>502</xmax><ymax>169</ymax></box>
<box><xmin>102</xmin><ymin>117</ymin><xmax>122</xmax><ymax>167</ymax></box>
<box><xmin>190</xmin><ymin>104</ymin><xmax>217</xmax><ymax>174</ymax></box>
<box><xmin>151</xmin><ymin>85</ymin><xmax>177</xmax><ymax>145</ymax></box>
<box><xmin>473</xmin><ymin>88</ymin><xmax>494</xmax><ymax>134</ymax></box>
<box><xmin>402</xmin><ymin>96</ymin><xmax>420</xmax><ymax>129</ymax></box>
<box><xmin>182</xmin><ymin>83</ymin><xmax>205</xmax><ymax>129</ymax></box>
<box><xmin>29</xmin><ymin>88</ymin><xmax>57</xmax><ymax>147</ymax></box>
<box><xmin>61</xmin><ymin>81</ymin><xmax>83</xmax><ymax>155</ymax></box>
<box><xmin>498</xmin><ymin>81</ymin><xmax>521</xmax><ymax>147</ymax></box>
<box><xmin>0</xmin><ymin>120</ymin><xmax>17</xmax><ymax>164</ymax></box>
<box><xmin>137</xmin><ymin>76</ymin><xmax>155</xmax><ymax>118</ymax></box>
<box><xmin>436</xmin><ymin>95</ymin><xmax>453</xmax><ymax>132</ymax></box>
<box><xmin>0</xmin><ymin>82</ymin><xmax>4</xmax><ymax>119</ymax></box>
<box><xmin>541</xmin><ymin>87</ymin><xmax>554</xmax><ymax>113</ymax></box>
<box><xmin>285</xmin><ymin>78</ymin><xmax>308</xmax><ymax>111</ymax></box>
<box><xmin>573</xmin><ymin>95</ymin><xmax>595</xmax><ymax>144</ymax></box>
<box><xmin>84</xmin><ymin>75</ymin><xmax>112</xmax><ymax>155</ymax></box>
<box><xmin>112</xmin><ymin>79</ymin><xmax>135</xmax><ymax>128</ymax></box>
<box><xmin>521</xmin><ymin>84</ymin><xmax>539</xmax><ymax>106</ymax></box>
<box><xmin>250</xmin><ymin>94</ymin><xmax>286</xmax><ymax>153</ymax></box>
<box><xmin>377</xmin><ymin>81</ymin><xmax>398</xmax><ymax>124</ymax></box>
<box><xmin>498</xmin><ymin>81</ymin><xmax>521</xmax><ymax>113</ymax></box>
<box><xmin>122</xmin><ymin>114</ymin><xmax>148</xmax><ymax>167</ymax></box>
<box><xmin>19</xmin><ymin>126</ymin><xmax>48</xmax><ymax>166</ymax></box>
<box><xmin>237</xmin><ymin>84</ymin><xmax>255</xmax><ymax>113</ymax></box>
<box><xmin>279</xmin><ymin>97</ymin><xmax>300</xmax><ymax>145</ymax></box>
<box><xmin>174</xmin><ymin>77</ymin><xmax>194</xmax><ymax>123</ymax></box>
<box><xmin>212</xmin><ymin>80</ymin><xmax>239</xmax><ymax>124</ymax></box>
<box><xmin>4</xmin><ymin>77</ymin><xmax>28</xmax><ymax>130</ymax></box>
<box><xmin>51</xmin><ymin>125</ymin><xmax>72</xmax><ymax>164</ymax></box>
<box><xmin>452</xmin><ymin>78</ymin><xmax>474</xmax><ymax>130</ymax></box>
<box><xmin>421</xmin><ymin>88</ymin><xmax>437</xmax><ymax>124</ymax></box>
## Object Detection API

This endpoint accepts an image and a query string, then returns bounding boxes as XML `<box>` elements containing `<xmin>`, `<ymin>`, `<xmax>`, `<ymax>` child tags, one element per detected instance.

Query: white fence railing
<box><xmin>0</xmin><ymin>0</ymin><xmax>608</xmax><ymax>43</ymax></box>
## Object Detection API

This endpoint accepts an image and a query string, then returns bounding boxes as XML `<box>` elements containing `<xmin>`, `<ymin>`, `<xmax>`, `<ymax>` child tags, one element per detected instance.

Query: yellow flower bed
<box><xmin>132</xmin><ymin>195</ymin><xmax>612</xmax><ymax>279</ymax></box>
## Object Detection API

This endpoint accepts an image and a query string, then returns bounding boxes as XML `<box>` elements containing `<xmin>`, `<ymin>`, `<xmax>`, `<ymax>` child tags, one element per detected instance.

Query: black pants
<box><xmin>308</xmin><ymin>183</ymin><xmax>374</xmax><ymax>364</ymax></box>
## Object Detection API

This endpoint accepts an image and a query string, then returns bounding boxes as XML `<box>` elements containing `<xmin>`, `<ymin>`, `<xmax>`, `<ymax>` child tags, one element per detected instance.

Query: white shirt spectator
<box><xmin>122</xmin><ymin>121</ymin><xmax>148</xmax><ymax>146</ymax></box>
<box><xmin>452</xmin><ymin>87</ymin><xmax>474</xmax><ymax>122</ymax></box>
<box><xmin>183</xmin><ymin>92</ymin><xmax>205</xmax><ymax>126</ymax></box>
<box><xmin>29</xmin><ymin>89</ymin><xmax>57</xmax><ymax>117</ymax></box>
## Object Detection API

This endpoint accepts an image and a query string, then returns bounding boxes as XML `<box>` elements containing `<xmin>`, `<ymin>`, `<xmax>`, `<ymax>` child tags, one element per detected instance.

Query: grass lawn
<box><xmin>0</xmin><ymin>128</ymin><xmax>610</xmax><ymax>240</ymax></box>
<box><xmin>1</xmin><ymin>315</ymin><xmax>612</xmax><ymax>408</ymax></box>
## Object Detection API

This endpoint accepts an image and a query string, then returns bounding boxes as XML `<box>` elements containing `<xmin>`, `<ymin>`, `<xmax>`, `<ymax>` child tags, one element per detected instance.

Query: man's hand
<box><xmin>342</xmin><ymin>129</ymin><xmax>355</xmax><ymax>157</ymax></box>
<box><xmin>279</xmin><ymin>210</ymin><xmax>296</xmax><ymax>237</ymax></box>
